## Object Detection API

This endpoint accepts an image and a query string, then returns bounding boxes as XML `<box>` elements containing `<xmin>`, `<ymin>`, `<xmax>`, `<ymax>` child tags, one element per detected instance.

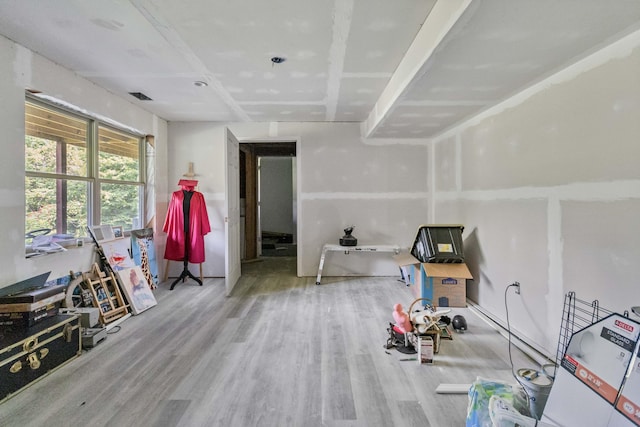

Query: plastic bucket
<box><xmin>516</xmin><ymin>368</ymin><xmax>554</xmax><ymax>420</ymax></box>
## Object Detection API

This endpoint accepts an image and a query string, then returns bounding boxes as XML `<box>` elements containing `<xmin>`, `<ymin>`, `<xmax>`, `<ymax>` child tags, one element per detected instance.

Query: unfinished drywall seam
<box><xmin>546</xmin><ymin>195</ymin><xmax>565</xmax><ymax>353</ymax></box>
<box><xmin>432</xmin><ymin>27</ymin><xmax>640</xmax><ymax>144</ymax></box>
<box><xmin>301</xmin><ymin>192</ymin><xmax>428</xmax><ymax>200</ymax></box>
<box><xmin>269</xmin><ymin>122</ymin><xmax>278</xmax><ymax>137</ymax></box>
<box><xmin>325</xmin><ymin>0</ymin><xmax>353</xmax><ymax>121</ymax></box>
<box><xmin>130</xmin><ymin>0</ymin><xmax>250</xmax><ymax>122</ymax></box>
<box><xmin>14</xmin><ymin>44</ymin><xmax>31</xmax><ymax>86</ymax></box>
<box><xmin>428</xmin><ymin>141</ymin><xmax>436</xmax><ymax>222</ymax></box>
<box><xmin>360</xmin><ymin>137</ymin><xmax>430</xmax><ymax>146</ymax></box>
<box><xmin>434</xmin><ymin>180</ymin><xmax>640</xmax><ymax>202</ymax></box>
<box><xmin>455</xmin><ymin>133</ymin><xmax>462</xmax><ymax>192</ymax></box>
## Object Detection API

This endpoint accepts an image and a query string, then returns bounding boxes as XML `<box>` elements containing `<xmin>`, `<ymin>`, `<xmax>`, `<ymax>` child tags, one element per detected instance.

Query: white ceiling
<box><xmin>1</xmin><ymin>0</ymin><xmax>640</xmax><ymax>139</ymax></box>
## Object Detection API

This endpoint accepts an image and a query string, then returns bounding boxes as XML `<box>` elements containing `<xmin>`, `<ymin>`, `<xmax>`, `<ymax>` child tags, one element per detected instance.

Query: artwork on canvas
<box><xmin>117</xmin><ymin>266</ymin><xmax>157</xmax><ymax>315</ymax></box>
<box><xmin>101</xmin><ymin>238</ymin><xmax>135</xmax><ymax>271</ymax></box>
<box><xmin>130</xmin><ymin>228</ymin><xmax>159</xmax><ymax>289</ymax></box>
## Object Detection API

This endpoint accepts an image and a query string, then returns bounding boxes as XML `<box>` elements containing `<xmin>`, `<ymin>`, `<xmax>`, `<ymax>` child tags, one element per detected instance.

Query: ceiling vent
<box><xmin>129</xmin><ymin>92</ymin><xmax>152</xmax><ymax>101</ymax></box>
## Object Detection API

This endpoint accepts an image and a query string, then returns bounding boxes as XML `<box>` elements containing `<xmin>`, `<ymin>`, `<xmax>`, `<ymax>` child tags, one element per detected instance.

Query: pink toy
<box><xmin>393</xmin><ymin>303</ymin><xmax>413</xmax><ymax>333</ymax></box>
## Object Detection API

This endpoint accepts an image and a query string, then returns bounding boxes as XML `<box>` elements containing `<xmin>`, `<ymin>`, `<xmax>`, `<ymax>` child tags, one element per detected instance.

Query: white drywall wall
<box><xmin>431</xmin><ymin>29</ymin><xmax>640</xmax><ymax>358</ymax></box>
<box><xmin>164</xmin><ymin>123</ymin><xmax>226</xmax><ymax>278</ymax></box>
<box><xmin>0</xmin><ymin>35</ymin><xmax>168</xmax><ymax>287</ymax></box>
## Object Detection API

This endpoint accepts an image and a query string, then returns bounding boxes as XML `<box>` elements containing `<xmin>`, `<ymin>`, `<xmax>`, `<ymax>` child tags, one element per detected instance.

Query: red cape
<box><xmin>163</xmin><ymin>190</ymin><xmax>211</xmax><ymax>263</ymax></box>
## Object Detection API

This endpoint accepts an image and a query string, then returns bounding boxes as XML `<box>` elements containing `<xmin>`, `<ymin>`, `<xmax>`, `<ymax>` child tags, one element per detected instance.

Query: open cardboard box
<box><xmin>394</xmin><ymin>253</ymin><xmax>472</xmax><ymax>307</ymax></box>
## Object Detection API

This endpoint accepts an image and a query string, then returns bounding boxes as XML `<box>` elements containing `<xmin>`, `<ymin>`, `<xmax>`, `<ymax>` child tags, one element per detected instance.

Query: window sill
<box><xmin>25</xmin><ymin>239</ymin><xmax>89</xmax><ymax>259</ymax></box>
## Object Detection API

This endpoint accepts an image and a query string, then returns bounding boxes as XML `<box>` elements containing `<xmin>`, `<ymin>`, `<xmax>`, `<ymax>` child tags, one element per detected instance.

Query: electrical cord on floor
<box><xmin>504</xmin><ymin>282</ymin><xmax>535</xmax><ymax>412</ymax></box>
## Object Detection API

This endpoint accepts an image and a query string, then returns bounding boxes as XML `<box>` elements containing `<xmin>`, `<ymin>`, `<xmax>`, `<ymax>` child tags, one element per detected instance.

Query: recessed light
<box><xmin>194</xmin><ymin>80</ymin><xmax>208</xmax><ymax>87</ymax></box>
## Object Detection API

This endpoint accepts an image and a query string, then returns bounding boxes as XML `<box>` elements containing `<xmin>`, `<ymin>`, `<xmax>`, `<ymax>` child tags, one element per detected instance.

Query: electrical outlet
<box><xmin>514</xmin><ymin>282</ymin><xmax>521</xmax><ymax>295</ymax></box>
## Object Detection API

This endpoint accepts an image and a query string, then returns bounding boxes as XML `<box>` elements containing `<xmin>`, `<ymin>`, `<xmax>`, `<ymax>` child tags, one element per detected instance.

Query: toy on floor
<box><xmin>385</xmin><ymin>322</ymin><xmax>416</xmax><ymax>354</ymax></box>
<box><xmin>410</xmin><ymin>306</ymin><xmax>451</xmax><ymax>334</ymax></box>
<box><xmin>385</xmin><ymin>298</ymin><xmax>451</xmax><ymax>354</ymax></box>
<box><xmin>393</xmin><ymin>303</ymin><xmax>412</xmax><ymax>333</ymax></box>
<box><xmin>385</xmin><ymin>303</ymin><xmax>416</xmax><ymax>354</ymax></box>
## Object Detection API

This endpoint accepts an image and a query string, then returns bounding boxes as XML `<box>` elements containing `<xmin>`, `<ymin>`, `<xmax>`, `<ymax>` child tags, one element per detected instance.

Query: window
<box><xmin>25</xmin><ymin>97</ymin><xmax>145</xmax><ymax>241</ymax></box>
<box><xmin>96</xmin><ymin>124</ymin><xmax>143</xmax><ymax>229</ymax></box>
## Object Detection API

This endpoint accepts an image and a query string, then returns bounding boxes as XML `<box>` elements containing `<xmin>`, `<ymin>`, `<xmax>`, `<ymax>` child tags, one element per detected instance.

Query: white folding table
<box><xmin>315</xmin><ymin>243</ymin><xmax>402</xmax><ymax>285</ymax></box>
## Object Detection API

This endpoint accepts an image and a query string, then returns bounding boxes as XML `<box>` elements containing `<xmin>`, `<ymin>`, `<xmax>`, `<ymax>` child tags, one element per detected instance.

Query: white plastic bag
<box><xmin>466</xmin><ymin>377</ymin><xmax>529</xmax><ymax>427</ymax></box>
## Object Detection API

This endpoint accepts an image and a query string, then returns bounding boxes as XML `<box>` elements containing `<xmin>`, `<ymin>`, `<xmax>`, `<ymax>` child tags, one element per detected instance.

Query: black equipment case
<box><xmin>410</xmin><ymin>224</ymin><xmax>465</xmax><ymax>263</ymax></box>
<box><xmin>0</xmin><ymin>314</ymin><xmax>81</xmax><ymax>403</ymax></box>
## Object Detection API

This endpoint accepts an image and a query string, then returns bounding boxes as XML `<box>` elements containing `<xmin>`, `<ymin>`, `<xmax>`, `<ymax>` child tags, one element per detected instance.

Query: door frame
<box><xmin>238</xmin><ymin>137</ymin><xmax>300</xmax><ymax>276</ymax></box>
<box><xmin>224</xmin><ymin>127</ymin><xmax>241</xmax><ymax>296</ymax></box>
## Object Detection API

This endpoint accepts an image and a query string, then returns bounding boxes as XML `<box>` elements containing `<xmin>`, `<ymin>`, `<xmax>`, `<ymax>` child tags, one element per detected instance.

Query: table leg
<box><xmin>316</xmin><ymin>246</ymin><xmax>328</xmax><ymax>285</ymax></box>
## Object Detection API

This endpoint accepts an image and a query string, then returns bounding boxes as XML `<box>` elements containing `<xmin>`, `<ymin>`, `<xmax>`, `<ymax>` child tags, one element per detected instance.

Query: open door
<box><xmin>224</xmin><ymin>127</ymin><xmax>241</xmax><ymax>296</ymax></box>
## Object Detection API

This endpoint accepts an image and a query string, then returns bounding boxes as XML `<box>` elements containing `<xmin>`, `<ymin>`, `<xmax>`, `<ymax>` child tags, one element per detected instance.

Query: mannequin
<box><xmin>163</xmin><ymin>179</ymin><xmax>211</xmax><ymax>289</ymax></box>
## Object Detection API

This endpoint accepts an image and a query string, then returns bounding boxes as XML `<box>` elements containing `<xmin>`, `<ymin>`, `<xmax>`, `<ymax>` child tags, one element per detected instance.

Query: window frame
<box><xmin>25</xmin><ymin>95</ymin><xmax>146</xmax><ymax>237</ymax></box>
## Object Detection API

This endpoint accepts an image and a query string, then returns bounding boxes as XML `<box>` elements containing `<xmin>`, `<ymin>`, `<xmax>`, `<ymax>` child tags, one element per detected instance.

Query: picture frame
<box><xmin>116</xmin><ymin>266</ymin><xmax>157</xmax><ymax>315</ymax></box>
<box><xmin>112</xmin><ymin>226</ymin><xmax>124</xmax><ymax>239</ymax></box>
<box><xmin>90</xmin><ymin>225</ymin><xmax>114</xmax><ymax>243</ymax></box>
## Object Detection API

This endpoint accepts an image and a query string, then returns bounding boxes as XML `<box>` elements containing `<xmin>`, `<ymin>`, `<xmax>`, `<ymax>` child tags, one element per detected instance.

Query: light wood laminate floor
<box><xmin>0</xmin><ymin>257</ymin><xmax>536</xmax><ymax>427</ymax></box>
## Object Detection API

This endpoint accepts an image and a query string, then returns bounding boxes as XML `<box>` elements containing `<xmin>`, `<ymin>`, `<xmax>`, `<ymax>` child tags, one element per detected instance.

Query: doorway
<box><xmin>259</xmin><ymin>156</ymin><xmax>296</xmax><ymax>256</ymax></box>
<box><xmin>239</xmin><ymin>142</ymin><xmax>296</xmax><ymax>261</ymax></box>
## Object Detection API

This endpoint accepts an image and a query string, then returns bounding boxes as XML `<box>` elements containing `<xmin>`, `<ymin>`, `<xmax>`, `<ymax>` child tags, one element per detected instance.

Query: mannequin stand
<box><xmin>164</xmin><ymin>261</ymin><xmax>203</xmax><ymax>283</ymax></box>
<box><xmin>168</xmin><ymin>230</ymin><xmax>203</xmax><ymax>290</ymax></box>
<box><xmin>170</xmin><ymin>259</ymin><xmax>202</xmax><ymax>290</ymax></box>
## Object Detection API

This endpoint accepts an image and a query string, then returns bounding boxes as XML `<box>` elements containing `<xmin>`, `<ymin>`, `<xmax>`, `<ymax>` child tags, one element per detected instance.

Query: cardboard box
<box><xmin>422</xmin><ymin>329</ymin><xmax>441</xmax><ymax>353</ymax></box>
<box><xmin>418</xmin><ymin>335</ymin><xmax>433</xmax><ymax>364</ymax></box>
<box><xmin>394</xmin><ymin>253</ymin><xmax>473</xmax><ymax>307</ymax></box>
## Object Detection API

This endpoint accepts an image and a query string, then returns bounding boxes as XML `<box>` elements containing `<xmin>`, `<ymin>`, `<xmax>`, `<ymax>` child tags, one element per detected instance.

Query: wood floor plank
<box><xmin>322</xmin><ymin>321</ymin><xmax>358</xmax><ymax>421</ymax></box>
<box><xmin>397</xmin><ymin>400</ymin><xmax>431</xmax><ymax>427</ymax></box>
<box><xmin>350</xmin><ymin>353</ymin><xmax>395</xmax><ymax>426</ymax></box>
<box><xmin>148</xmin><ymin>399</ymin><xmax>191</xmax><ymax>427</ymax></box>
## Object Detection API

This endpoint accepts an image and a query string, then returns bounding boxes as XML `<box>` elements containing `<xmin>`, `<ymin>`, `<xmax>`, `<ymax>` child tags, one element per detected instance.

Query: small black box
<box><xmin>410</xmin><ymin>224</ymin><xmax>465</xmax><ymax>263</ymax></box>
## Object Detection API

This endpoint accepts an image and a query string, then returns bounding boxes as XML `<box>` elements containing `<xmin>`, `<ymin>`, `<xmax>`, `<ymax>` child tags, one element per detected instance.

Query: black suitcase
<box><xmin>0</xmin><ymin>314</ymin><xmax>81</xmax><ymax>403</ymax></box>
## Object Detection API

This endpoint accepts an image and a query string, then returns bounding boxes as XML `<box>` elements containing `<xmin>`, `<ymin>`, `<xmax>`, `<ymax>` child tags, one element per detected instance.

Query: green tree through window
<box><xmin>25</xmin><ymin>98</ymin><xmax>144</xmax><ymax>244</ymax></box>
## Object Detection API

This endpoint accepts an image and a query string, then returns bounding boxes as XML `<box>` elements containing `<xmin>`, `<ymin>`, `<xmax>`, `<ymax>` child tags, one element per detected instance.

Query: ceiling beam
<box><xmin>325</xmin><ymin>0</ymin><xmax>354</xmax><ymax>121</ymax></box>
<box><xmin>361</xmin><ymin>0</ymin><xmax>472</xmax><ymax>138</ymax></box>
